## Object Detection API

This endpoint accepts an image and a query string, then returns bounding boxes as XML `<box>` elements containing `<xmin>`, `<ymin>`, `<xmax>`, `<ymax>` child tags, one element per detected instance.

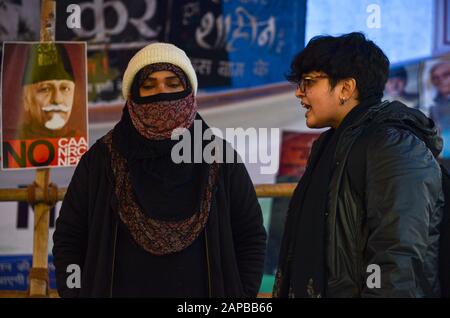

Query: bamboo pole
<box><xmin>28</xmin><ymin>0</ymin><xmax>56</xmax><ymax>298</ymax></box>
<box><xmin>254</xmin><ymin>183</ymin><xmax>296</xmax><ymax>198</ymax></box>
<box><xmin>40</xmin><ymin>0</ymin><xmax>56</xmax><ymax>42</ymax></box>
<box><xmin>0</xmin><ymin>188</ymin><xmax>66</xmax><ymax>202</ymax></box>
<box><xmin>0</xmin><ymin>289</ymin><xmax>59</xmax><ymax>298</ymax></box>
<box><xmin>0</xmin><ymin>183</ymin><xmax>297</xmax><ymax>203</ymax></box>
<box><xmin>29</xmin><ymin>169</ymin><xmax>51</xmax><ymax>297</ymax></box>
<box><xmin>0</xmin><ymin>181</ymin><xmax>295</xmax><ymax>297</ymax></box>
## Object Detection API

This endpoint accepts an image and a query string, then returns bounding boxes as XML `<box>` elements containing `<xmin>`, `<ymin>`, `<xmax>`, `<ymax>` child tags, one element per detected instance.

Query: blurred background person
<box><xmin>384</xmin><ymin>66</ymin><xmax>419</xmax><ymax>109</ymax></box>
<box><xmin>429</xmin><ymin>60</ymin><xmax>450</xmax><ymax>158</ymax></box>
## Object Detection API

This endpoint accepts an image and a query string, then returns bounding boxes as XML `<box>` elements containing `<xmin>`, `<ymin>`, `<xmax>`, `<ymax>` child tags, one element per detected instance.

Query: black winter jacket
<box><xmin>52</xmin><ymin>133</ymin><xmax>267</xmax><ymax>298</ymax></box>
<box><xmin>289</xmin><ymin>101</ymin><xmax>443</xmax><ymax>297</ymax></box>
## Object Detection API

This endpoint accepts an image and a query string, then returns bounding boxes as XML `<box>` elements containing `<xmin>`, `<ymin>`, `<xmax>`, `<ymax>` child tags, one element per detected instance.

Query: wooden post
<box><xmin>28</xmin><ymin>0</ymin><xmax>56</xmax><ymax>298</ymax></box>
<box><xmin>40</xmin><ymin>0</ymin><xmax>56</xmax><ymax>42</ymax></box>
<box><xmin>29</xmin><ymin>169</ymin><xmax>51</xmax><ymax>297</ymax></box>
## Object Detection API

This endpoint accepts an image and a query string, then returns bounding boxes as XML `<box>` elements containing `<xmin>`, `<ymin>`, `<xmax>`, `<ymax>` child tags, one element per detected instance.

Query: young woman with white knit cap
<box><xmin>52</xmin><ymin>43</ymin><xmax>266</xmax><ymax>298</ymax></box>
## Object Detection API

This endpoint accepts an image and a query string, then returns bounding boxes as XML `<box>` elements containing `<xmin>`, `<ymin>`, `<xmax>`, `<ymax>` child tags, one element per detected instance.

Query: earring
<box><xmin>339</xmin><ymin>97</ymin><xmax>346</xmax><ymax>105</ymax></box>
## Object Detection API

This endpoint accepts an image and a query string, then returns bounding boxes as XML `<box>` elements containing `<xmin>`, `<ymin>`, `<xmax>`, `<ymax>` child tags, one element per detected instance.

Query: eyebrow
<box><xmin>38</xmin><ymin>82</ymin><xmax>53</xmax><ymax>87</ymax></box>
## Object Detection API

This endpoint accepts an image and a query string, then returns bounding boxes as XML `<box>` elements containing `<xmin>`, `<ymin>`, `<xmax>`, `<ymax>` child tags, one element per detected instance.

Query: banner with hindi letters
<box><xmin>53</xmin><ymin>0</ymin><xmax>307</xmax><ymax>103</ymax></box>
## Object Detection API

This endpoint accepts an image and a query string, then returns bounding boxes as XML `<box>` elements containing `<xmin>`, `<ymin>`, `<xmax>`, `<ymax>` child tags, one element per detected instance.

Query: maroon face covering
<box><xmin>127</xmin><ymin>92</ymin><xmax>197</xmax><ymax>140</ymax></box>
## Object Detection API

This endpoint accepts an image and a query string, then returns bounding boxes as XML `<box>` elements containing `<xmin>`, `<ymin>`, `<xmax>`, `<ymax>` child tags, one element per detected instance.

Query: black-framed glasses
<box><xmin>296</xmin><ymin>75</ymin><xmax>329</xmax><ymax>93</ymax></box>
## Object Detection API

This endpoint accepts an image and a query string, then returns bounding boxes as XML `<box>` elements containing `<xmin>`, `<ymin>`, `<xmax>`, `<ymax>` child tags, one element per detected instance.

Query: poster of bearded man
<box><xmin>1</xmin><ymin>42</ymin><xmax>88</xmax><ymax>170</ymax></box>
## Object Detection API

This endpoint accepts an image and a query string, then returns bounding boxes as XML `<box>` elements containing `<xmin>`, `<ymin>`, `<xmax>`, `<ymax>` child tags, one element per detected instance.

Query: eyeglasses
<box><xmin>296</xmin><ymin>75</ymin><xmax>329</xmax><ymax>93</ymax></box>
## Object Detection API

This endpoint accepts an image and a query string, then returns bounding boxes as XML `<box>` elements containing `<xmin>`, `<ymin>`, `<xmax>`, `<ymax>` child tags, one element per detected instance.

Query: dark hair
<box><xmin>286</xmin><ymin>32</ymin><xmax>389</xmax><ymax>101</ymax></box>
<box><xmin>389</xmin><ymin>66</ymin><xmax>407</xmax><ymax>81</ymax></box>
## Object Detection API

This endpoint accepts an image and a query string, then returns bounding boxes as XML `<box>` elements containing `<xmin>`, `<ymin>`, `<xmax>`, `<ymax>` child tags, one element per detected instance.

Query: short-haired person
<box><xmin>274</xmin><ymin>32</ymin><xmax>443</xmax><ymax>298</ymax></box>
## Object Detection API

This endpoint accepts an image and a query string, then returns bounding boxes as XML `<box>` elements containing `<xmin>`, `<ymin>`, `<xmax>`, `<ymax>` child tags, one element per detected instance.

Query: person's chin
<box><xmin>306</xmin><ymin>116</ymin><xmax>318</xmax><ymax>129</ymax></box>
<box><xmin>306</xmin><ymin>119</ymin><xmax>327</xmax><ymax>129</ymax></box>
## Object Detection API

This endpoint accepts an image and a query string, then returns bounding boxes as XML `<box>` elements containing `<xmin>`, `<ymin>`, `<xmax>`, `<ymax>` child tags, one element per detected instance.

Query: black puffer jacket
<box><xmin>321</xmin><ymin>101</ymin><xmax>443</xmax><ymax>297</ymax></box>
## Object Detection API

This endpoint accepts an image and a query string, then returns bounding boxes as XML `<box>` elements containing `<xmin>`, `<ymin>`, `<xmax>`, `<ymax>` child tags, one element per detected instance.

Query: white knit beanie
<box><xmin>122</xmin><ymin>42</ymin><xmax>198</xmax><ymax>99</ymax></box>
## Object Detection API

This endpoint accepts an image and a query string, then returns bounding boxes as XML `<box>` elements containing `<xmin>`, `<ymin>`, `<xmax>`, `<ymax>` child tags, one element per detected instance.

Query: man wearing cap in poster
<box><xmin>18</xmin><ymin>43</ymin><xmax>77</xmax><ymax>139</ymax></box>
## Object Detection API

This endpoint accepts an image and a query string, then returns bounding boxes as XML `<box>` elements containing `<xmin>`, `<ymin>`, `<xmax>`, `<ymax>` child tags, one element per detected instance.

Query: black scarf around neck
<box><xmin>112</xmin><ymin>108</ymin><xmax>208</xmax><ymax>221</ymax></box>
<box><xmin>275</xmin><ymin>96</ymin><xmax>381</xmax><ymax>298</ymax></box>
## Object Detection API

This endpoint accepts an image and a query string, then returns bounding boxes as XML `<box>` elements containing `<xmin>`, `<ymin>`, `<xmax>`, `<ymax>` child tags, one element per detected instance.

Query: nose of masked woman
<box><xmin>126</xmin><ymin>62</ymin><xmax>198</xmax><ymax>141</ymax></box>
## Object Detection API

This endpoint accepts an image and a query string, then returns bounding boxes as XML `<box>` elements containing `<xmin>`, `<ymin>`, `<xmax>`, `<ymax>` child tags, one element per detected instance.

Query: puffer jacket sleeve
<box><xmin>228</xmin><ymin>159</ymin><xmax>267</xmax><ymax>297</ymax></box>
<box><xmin>361</xmin><ymin>126</ymin><xmax>442</xmax><ymax>297</ymax></box>
<box><xmin>52</xmin><ymin>149</ymin><xmax>91</xmax><ymax>298</ymax></box>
